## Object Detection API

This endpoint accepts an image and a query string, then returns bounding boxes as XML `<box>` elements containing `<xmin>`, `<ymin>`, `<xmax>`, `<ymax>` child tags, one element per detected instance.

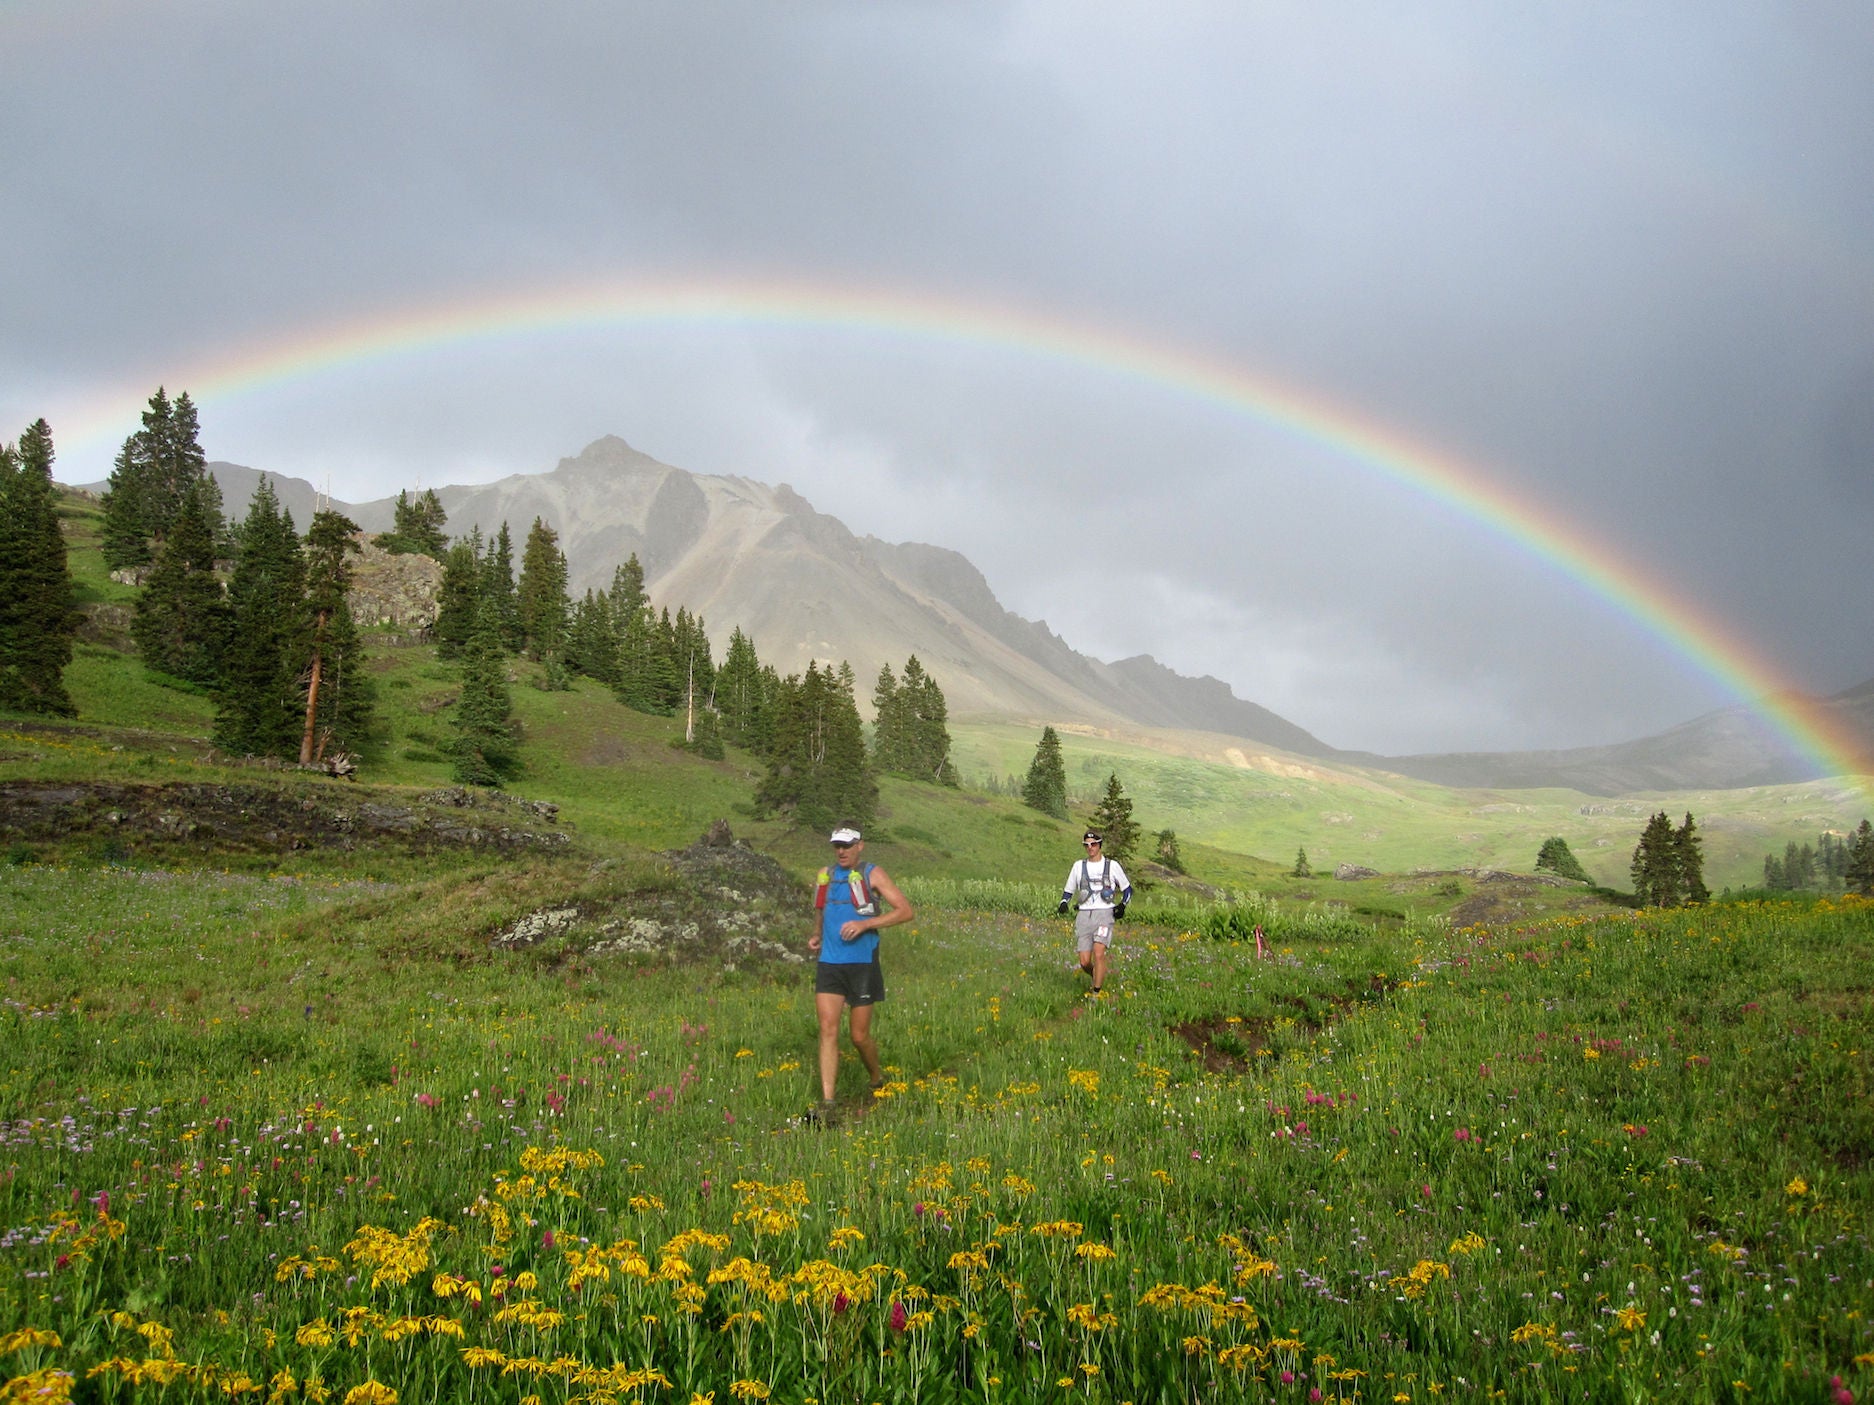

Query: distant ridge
<box><xmin>103</xmin><ymin>436</ymin><xmax>1869</xmax><ymax>795</ymax></box>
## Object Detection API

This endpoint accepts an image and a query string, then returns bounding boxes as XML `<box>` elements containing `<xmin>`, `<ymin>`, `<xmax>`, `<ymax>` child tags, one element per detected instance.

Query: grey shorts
<box><xmin>816</xmin><ymin>959</ymin><xmax>886</xmax><ymax>1005</ymax></box>
<box><xmin>1074</xmin><ymin>908</ymin><xmax>1115</xmax><ymax>953</ymax></box>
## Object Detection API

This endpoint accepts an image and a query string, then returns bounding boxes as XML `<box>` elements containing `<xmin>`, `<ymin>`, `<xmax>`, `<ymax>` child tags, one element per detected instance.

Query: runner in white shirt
<box><xmin>1057</xmin><ymin>829</ymin><xmax>1131</xmax><ymax>996</ymax></box>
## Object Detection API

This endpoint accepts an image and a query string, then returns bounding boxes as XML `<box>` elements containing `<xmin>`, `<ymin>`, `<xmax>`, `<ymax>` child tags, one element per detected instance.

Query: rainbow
<box><xmin>49</xmin><ymin>273</ymin><xmax>1871</xmax><ymax>786</ymax></box>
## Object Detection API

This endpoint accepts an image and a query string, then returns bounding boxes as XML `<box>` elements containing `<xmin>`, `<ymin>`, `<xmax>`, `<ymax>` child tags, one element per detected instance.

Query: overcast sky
<box><xmin>5</xmin><ymin>1</ymin><xmax>1871</xmax><ymax>754</ymax></box>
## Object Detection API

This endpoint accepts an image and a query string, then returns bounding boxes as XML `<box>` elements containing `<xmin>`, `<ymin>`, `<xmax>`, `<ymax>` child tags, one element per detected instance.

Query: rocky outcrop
<box><xmin>491</xmin><ymin>821</ymin><xmax>808</xmax><ymax>967</ymax></box>
<box><xmin>347</xmin><ymin>541</ymin><xmax>444</xmax><ymax>632</ymax></box>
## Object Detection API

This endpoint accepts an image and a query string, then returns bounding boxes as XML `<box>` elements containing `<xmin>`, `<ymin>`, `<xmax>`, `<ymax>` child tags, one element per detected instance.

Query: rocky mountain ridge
<box><xmin>179</xmin><ymin>438</ymin><xmax>1872</xmax><ymax>795</ymax></box>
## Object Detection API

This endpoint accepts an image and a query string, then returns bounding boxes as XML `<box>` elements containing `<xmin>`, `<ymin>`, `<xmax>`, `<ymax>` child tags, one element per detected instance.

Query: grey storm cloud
<box><xmin>3</xmin><ymin>0</ymin><xmax>1871</xmax><ymax>754</ymax></box>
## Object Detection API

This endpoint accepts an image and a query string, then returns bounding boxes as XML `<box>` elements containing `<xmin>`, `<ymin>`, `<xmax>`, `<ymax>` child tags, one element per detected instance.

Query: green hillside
<box><xmin>13</xmin><ymin>488</ymin><xmax>1869</xmax><ymax>902</ymax></box>
<box><xmin>950</xmin><ymin>718</ymin><xmax>1871</xmax><ymax>895</ymax></box>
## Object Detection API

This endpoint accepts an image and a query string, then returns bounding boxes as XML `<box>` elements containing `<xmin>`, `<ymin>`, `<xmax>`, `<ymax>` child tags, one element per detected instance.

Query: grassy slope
<box><xmin>951</xmin><ymin>718</ymin><xmax>1873</xmax><ymax>895</ymax></box>
<box><xmin>17</xmin><ymin>488</ymin><xmax>1870</xmax><ymax>900</ymax></box>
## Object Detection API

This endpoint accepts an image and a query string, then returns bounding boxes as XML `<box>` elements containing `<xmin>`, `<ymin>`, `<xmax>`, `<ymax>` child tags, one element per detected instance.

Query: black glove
<box><xmin>1057</xmin><ymin>898</ymin><xmax>1071</xmax><ymax>916</ymax></box>
<box><xmin>1113</xmin><ymin>900</ymin><xmax>1127</xmax><ymax>920</ymax></box>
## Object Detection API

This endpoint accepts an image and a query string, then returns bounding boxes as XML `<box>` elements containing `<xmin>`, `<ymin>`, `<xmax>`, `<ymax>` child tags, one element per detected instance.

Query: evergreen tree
<box><xmin>100</xmin><ymin>388</ymin><xmax>220</xmax><ymax>569</ymax></box>
<box><xmin>1784</xmin><ymin>840</ymin><xmax>1805</xmax><ymax>890</ymax></box>
<box><xmin>0</xmin><ymin>420</ymin><xmax>80</xmax><ymax>715</ymax></box>
<box><xmin>670</xmin><ymin>608</ymin><xmax>715</xmax><ymax>742</ymax></box>
<box><xmin>899</xmin><ymin>655</ymin><xmax>957</xmax><ymax>785</ymax></box>
<box><xmin>1021</xmin><ymin>725</ymin><xmax>1069</xmax><ymax>820</ymax></box>
<box><xmin>565</xmin><ymin>589</ymin><xmax>618</xmax><ymax>683</ymax></box>
<box><xmin>516</xmin><ymin>517</ymin><xmax>570</xmax><ymax>665</ymax></box>
<box><xmin>1629</xmin><ymin>811</ymin><xmax>1684</xmax><ymax>908</ymax></box>
<box><xmin>452</xmin><ymin>599</ymin><xmax>520</xmax><ymax>787</ymax></box>
<box><xmin>212</xmin><ymin>477</ymin><xmax>306</xmax><ymax>757</ymax></box>
<box><xmin>1155</xmin><ymin>828</ymin><xmax>1186</xmax><ymax>874</ymax></box>
<box><xmin>1291</xmin><ymin>847</ymin><xmax>1312</xmax><ymax>879</ymax></box>
<box><xmin>715</xmin><ymin>626</ymin><xmax>767</xmax><ymax>750</ymax></box>
<box><xmin>756</xmin><ymin>662</ymin><xmax>875</xmax><ymax>831</ymax></box>
<box><xmin>1675</xmin><ymin>813</ymin><xmax>1709</xmax><ymax>905</ymax></box>
<box><xmin>432</xmin><ymin>535</ymin><xmax>484</xmax><ymax>659</ymax></box>
<box><xmin>871</xmin><ymin>663</ymin><xmax>906</xmax><ymax>771</ymax></box>
<box><xmin>298</xmin><ymin>510</ymin><xmax>375</xmax><ymax>764</ymax></box>
<box><xmin>1087</xmin><ymin>773</ymin><xmax>1141</xmax><ymax>866</ymax></box>
<box><xmin>1762</xmin><ymin>853</ymin><xmax>1786</xmax><ymax>890</ymax></box>
<box><xmin>483</xmin><ymin>522</ymin><xmax>522</xmax><ymax>652</ymax></box>
<box><xmin>376</xmin><ymin>489</ymin><xmax>449</xmax><ymax>557</ymax></box>
<box><xmin>131</xmin><ymin>478</ymin><xmax>226</xmax><ymax>684</ymax></box>
<box><xmin>1847</xmin><ymin>819</ymin><xmax>1874</xmax><ymax>897</ymax></box>
<box><xmin>1534</xmin><ymin>836</ymin><xmax>1590</xmax><ymax>883</ymax></box>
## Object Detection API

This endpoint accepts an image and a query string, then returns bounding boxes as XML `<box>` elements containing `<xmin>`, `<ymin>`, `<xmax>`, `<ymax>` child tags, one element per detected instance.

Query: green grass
<box><xmin>950</xmin><ymin>720</ymin><xmax>1874</xmax><ymax>895</ymax></box>
<box><xmin>1</xmin><ymin>861</ymin><xmax>1869</xmax><ymax>1401</ymax></box>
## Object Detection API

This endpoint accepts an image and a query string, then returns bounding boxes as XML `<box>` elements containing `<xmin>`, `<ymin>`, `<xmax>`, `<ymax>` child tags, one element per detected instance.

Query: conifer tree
<box><xmin>298</xmin><ymin>510</ymin><xmax>375</xmax><ymax>764</ymax></box>
<box><xmin>1291</xmin><ymin>847</ymin><xmax>1313</xmax><ymax>878</ymax></box>
<box><xmin>376</xmin><ymin>488</ymin><xmax>449</xmax><ymax>557</ymax></box>
<box><xmin>483</xmin><ymin>522</ymin><xmax>522</xmax><ymax>653</ymax></box>
<box><xmin>1763</xmin><ymin>853</ymin><xmax>1787</xmax><ymax>890</ymax></box>
<box><xmin>1155</xmin><ymin>828</ymin><xmax>1186</xmax><ymax>874</ymax></box>
<box><xmin>432</xmin><ymin>535</ymin><xmax>484</xmax><ymax>659</ymax></box>
<box><xmin>565</xmin><ymin>588</ymin><xmax>618</xmax><ymax>683</ymax></box>
<box><xmin>1629</xmin><ymin>811</ymin><xmax>1683</xmax><ymax>908</ymax></box>
<box><xmin>1021</xmin><ymin>725</ymin><xmax>1069</xmax><ymax>820</ymax></box>
<box><xmin>1676</xmin><ymin>813</ymin><xmax>1709</xmax><ymax>904</ymax></box>
<box><xmin>212</xmin><ymin>477</ymin><xmax>306</xmax><ymax>757</ymax></box>
<box><xmin>516</xmin><ymin>517</ymin><xmax>570</xmax><ymax>665</ymax></box>
<box><xmin>452</xmin><ymin>599</ymin><xmax>520</xmax><ymax>786</ymax></box>
<box><xmin>1087</xmin><ymin>773</ymin><xmax>1141</xmax><ymax>865</ymax></box>
<box><xmin>131</xmin><ymin>478</ymin><xmax>226</xmax><ymax>685</ymax></box>
<box><xmin>871</xmin><ymin>663</ymin><xmax>906</xmax><ymax>771</ymax></box>
<box><xmin>756</xmin><ymin>662</ymin><xmax>875</xmax><ymax>831</ymax></box>
<box><xmin>898</xmin><ymin>655</ymin><xmax>957</xmax><ymax>785</ymax></box>
<box><xmin>1846</xmin><ymin>819</ymin><xmax>1874</xmax><ymax>897</ymax></box>
<box><xmin>0</xmin><ymin>420</ymin><xmax>80</xmax><ymax>715</ymax></box>
<box><xmin>714</xmin><ymin>626</ymin><xmax>767</xmax><ymax>750</ymax></box>
<box><xmin>1534</xmin><ymin>836</ymin><xmax>1590</xmax><ymax>883</ymax></box>
<box><xmin>100</xmin><ymin>388</ymin><xmax>220</xmax><ymax>569</ymax></box>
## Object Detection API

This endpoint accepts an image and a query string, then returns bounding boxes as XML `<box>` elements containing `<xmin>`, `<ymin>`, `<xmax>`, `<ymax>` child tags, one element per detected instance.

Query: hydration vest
<box><xmin>1075</xmin><ymin>857</ymin><xmax>1115</xmax><ymax>904</ymax></box>
<box><xmin>815</xmin><ymin>863</ymin><xmax>877</xmax><ymax>917</ymax></box>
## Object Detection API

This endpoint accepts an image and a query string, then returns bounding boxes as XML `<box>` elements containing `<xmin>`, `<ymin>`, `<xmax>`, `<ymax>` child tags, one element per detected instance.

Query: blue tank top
<box><xmin>819</xmin><ymin>864</ymin><xmax>880</xmax><ymax>964</ymax></box>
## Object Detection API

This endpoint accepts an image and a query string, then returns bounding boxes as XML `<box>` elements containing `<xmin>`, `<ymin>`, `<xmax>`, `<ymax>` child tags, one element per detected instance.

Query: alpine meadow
<box><xmin>1</xmin><ymin>411</ymin><xmax>1871</xmax><ymax>1405</ymax></box>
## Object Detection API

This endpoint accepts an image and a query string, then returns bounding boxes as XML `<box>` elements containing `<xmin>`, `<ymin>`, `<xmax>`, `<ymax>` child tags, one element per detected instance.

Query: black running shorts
<box><xmin>815</xmin><ymin>959</ymin><xmax>886</xmax><ymax>1005</ymax></box>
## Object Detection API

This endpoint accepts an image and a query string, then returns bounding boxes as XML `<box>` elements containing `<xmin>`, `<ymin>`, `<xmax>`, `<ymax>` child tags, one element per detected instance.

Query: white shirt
<box><xmin>1064</xmin><ymin>856</ymin><xmax>1130</xmax><ymax>911</ymax></box>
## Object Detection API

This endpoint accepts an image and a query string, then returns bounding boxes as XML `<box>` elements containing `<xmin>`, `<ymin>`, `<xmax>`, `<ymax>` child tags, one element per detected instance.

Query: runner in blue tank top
<box><xmin>806</xmin><ymin>824</ymin><xmax>915</xmax><ymax>1123</ymax></box>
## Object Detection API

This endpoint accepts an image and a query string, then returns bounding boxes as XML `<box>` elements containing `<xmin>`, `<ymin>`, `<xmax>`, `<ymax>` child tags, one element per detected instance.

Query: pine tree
<box><xmin>298</xmin><ymin>510</ymin><xmax>374</xmax><ymax>764</ymax></box>
<box><xmin>871</xmin><ymin>663</ymin><xmax>906</xmax><ymax>771</ymax></box>
<box><xmin>565</xmin><ymin>589</ymin><xmax>618</xmax><ymax>683</ymax></box>
<box><xmin>516</xmin><ymin>517</ymin><xmax>570</xmax><ymax>665</ymax></box>
<box><xmin>1847</xmin><ymin>819</ymin><xmax>1874</xmax><ymax>897</ymax></box>
<box><xmin>212</xmin><ymin>477</ymin><xmax>306</xmax><ymax>757</ymax></box>
<box><xmin>452</xmin><ymin>599</ymin><xmax>520</xmax><ymax>786</ymax></box>
<box><xmin>898</xmin><ymin>656</ymin><xmax>957</xmax><ymax>785</ymax></box>
<box><xmin>131</xmin><ymin>478</ymin><xmax>226</xmax><ymax>685</ymax></box>
<box><xmin>1155</xmin><ymin>828</ymin><xmax>1186</xmax><ymax>874</ymax></box>
<box><xmin>715</xmin><ymin>626</ymin><xmax>767</xmax><ymax>750</ymax></box>
<box><xmin>1763</xmin><ymin>853</ymin><xmax>1787</xmax><ymax>890</ymax></box>
<box><xmin>483</xmin><ymin>522</ymin><xmax>522</xmax><ymax>653</ymax></box>
<box><xmin>1676</xmin><ymin>813</ymin><xmax>1709</xmax><ymax>904</ymax></box>
<box><xmin>432</xmin><ymin>535</ymin><xmax>484</xmax><ymax>659</ymax></box>
<box><xmin>0</xmin><ymin>421</ymin><xmax>80</xmax><ymax>715</ymax></box>
<box><xmin>1291</xmin><ymin>847</ymin><xmax>1312</xmax><ymax>878</ymax></box>
<box><xmin>1021</xmin><ymin>725</ymin><xmax>1069</xmax><ymax>820</ymax></box>
<box><xmin>1629</xmin><ymin>812</ymin><xmax>1683</xmax><ymax>908</ymax></box>
<box><xmin>756</xmin><ymin>663</ymin><xmax>876</xmax><ymax>831</ymax></box>
<box><xmin>100</xmin><ymin>388</ymin><xmax>220</xmax><ymax>570</ymax></box>
<box><xmin>377</xmin><ymin>489</ymin><xmax>449</xmax><ymax>557</ymax></box>
<box><xmin>1087</xmin><ymin>773</ymin><xmax>1141</xmax><ymax>865</ymax></box>
<box><xmin>1534</xmin><ymin>836</ymin><xmax>1590</xmax><ymax>883</ymax></box>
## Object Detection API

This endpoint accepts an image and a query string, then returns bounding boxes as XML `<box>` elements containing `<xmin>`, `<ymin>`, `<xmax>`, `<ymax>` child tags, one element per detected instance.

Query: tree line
<box><xmin>1760</xmin><ymin>821</ymin><xmax>1874</xmax><ymax>894</ymax></box>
